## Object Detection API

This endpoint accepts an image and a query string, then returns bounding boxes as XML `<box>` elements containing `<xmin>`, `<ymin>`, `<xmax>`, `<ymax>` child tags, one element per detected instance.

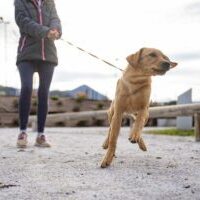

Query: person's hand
<box><xmin>47</xmin><ymin>29</ymin><xmax>60</xmax><ymax>40</ymax></box>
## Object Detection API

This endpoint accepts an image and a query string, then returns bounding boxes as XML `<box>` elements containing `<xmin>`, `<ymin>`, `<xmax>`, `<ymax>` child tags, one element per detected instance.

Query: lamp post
<box><xmin>0</xmin><ymin>17</ymin><xmax>10</xmax><ymax>64</ymax></box>
<box><xmin>0</xmin><ymin>17</ymin><xmax>10</xmax><ymax>87</ymax></box>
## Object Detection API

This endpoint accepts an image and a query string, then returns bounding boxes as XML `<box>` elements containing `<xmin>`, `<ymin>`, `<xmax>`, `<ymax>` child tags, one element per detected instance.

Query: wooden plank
<box><xmin>0</xmin><ymin>113</ymin><xmax>18</xmax><ymax>126</ymax></box>
<box><xmin>194</xmin><ymin>112</ymin><xmax>200</xmax><ymax>142</ymax></box>
<box><xmin>149</xmin><ymin>103</ymin><xmax>200</xmax><ymax>118</ymax></box>
<box><xmin>29</xmin><ymin>103</ymin><xmax>200</xmax><ymax>123</ymax></box>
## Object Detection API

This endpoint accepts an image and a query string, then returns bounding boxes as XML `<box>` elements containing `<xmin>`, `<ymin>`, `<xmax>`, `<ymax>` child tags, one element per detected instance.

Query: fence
<box><xmin>29</xmin><ymin>103</ymin><xmax>200</xmax><ymax>141</ymax></box>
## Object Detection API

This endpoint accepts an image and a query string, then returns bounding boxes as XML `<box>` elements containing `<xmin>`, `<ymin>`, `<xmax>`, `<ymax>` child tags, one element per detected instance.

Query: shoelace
<box><xmin>18</xmin><ymin>133</ymin><xmax>27</xmax><ymax>140</ymax></box>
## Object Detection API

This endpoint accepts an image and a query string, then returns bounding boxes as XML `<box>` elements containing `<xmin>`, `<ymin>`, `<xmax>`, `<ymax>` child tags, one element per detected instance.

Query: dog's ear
<box><xmin>170</xmin><ymin>61</ymin><xmax>178</xmax><ymax>68</ymax></box>
<box><xmin>126</xmin><ymin>48</ymin><xmax>145</xmax><ymax>67</ymax></box>
<box><xmin>126</xmin><ymin>53</ymin><xmax>135</xmax><ymax>66</ymax></box>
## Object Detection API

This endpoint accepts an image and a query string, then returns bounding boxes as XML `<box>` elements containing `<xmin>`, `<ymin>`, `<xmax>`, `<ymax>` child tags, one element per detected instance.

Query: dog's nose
<box><xmin>160</xmin><ymin>62</ymin><xmax>170</xmax><ymax>71</ymax></box>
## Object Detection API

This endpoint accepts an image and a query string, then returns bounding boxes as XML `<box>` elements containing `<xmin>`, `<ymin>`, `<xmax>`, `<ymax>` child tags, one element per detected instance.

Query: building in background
<box><xmin>50</xmin><ymin>85</ymin><xmax>108</xmax><ymax>100</ymax></box>
<box><xmin>0</xmin><ymin>85</ymin><xmax>19</xmax><ymax>96</ymax></box>
<box><xmin>67</xmin><ymin>85</ymin><xmax>108</xmax><ymax>100</ymax></box>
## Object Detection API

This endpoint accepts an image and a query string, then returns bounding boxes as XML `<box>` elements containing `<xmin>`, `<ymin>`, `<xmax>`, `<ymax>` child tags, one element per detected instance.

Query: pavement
<box><xmin>0</xmin><ymin>127</ymin><xmax>200</xmax><ymax>200</ymax></box>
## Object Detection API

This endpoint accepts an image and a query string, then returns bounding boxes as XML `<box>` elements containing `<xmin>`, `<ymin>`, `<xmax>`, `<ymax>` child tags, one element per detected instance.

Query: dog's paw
<box><xmin>129</xmin><ymin>136</ymin><xmax>147</xmax><ymax>151</ymax></box>
<box><xmin>102</xmin><ymin>145</ymin><xmax>108</xmax><ymax>150</ymax></box>
<box><xmin>129</xmin><ymin>135</ymin><xmax>140</xmax><ymax>143</ymax></box>
<box><xmin>100</xmin><ymin>151</ymin><xmax>115</xmax><ymax>168</ymax></box>
<box><xmin>138</xmin><ymin>138</ymin><xmax>147</xmax><ymax>151</ymax></box>
<box><xmin>102</xmin><ymin>141</ymin><xmax>108</xmax><ymax>150</ymax></box>
<box><xmin>100</xmin><ymin>158</ymin><xmax>110</xmax><ymax>168</ymax></box>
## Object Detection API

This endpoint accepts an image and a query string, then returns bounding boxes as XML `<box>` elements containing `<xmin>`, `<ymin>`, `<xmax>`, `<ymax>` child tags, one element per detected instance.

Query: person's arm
<box><xmin>14</xmin><ymin>0</ymin><xmax>50</xmax><ymax>39</ymax></box>
<box><xmin>49</xmin><ymin>0</ymin><xmax>62</xmax><ymax>39</ymax></box>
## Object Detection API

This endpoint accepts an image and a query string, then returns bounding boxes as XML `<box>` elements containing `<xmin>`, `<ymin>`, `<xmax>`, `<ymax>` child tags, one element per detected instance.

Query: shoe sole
<box><xmin>17</xmin><ymin>141</ymin><xmax>28</xmax><ymax>148</ymax></box>
<box><xmin>34</xmin><ymin>143</ymin><xmax>51</xmax><ymax>148</ymax></box>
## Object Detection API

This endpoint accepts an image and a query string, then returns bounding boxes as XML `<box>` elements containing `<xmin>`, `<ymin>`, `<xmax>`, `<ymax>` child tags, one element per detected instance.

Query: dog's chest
<box><xmin>123</xmin><ymin>85</ymin><xmax>151</xmax><ymax>113</ymax></box>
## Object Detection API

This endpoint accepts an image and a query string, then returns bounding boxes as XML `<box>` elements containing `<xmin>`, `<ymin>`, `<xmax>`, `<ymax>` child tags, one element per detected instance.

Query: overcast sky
<box><xmin>0</xmin><ymin>0</ymin><xmax>200</xmax><ymax>101</ymax></box>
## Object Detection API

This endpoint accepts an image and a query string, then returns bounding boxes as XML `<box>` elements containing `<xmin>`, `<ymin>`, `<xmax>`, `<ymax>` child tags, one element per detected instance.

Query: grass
<box><xmin>144</xmin><ymin>128</ymin><xmax>194</xmax><ymax>136</ymax></box>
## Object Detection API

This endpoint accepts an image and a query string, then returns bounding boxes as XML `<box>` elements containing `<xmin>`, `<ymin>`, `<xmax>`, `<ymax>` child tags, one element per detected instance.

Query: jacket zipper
<box><xmin>20</xmin><ymin>36</ymin><xmax>27</xmax><ymax>52</ymax></box>
<box><xmin>33</xmin><ymin>0</ymin><xmax>46</xmax><ymax>61</ymax></box>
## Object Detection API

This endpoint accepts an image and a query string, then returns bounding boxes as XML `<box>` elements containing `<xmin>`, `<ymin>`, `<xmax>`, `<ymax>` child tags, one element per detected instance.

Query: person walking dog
<box><xmin>14</xmin><ymin>0</ymin><xmax>62</xmax><ymax>148</ymax></box>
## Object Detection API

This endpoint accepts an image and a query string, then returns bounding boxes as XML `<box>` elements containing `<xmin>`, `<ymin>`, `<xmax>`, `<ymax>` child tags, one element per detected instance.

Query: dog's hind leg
<box><xmin>129</xmin><ymin>109</ymin><xmax>149</xmax><ymax>151</ymax></box>
<box><xmin>101</xmin><ymin>110</ymin><xmax>122</xmax><ymax>168</ymax></box>
<box><xmin>102</xmin><ymin>104</ymin><xmax>114</xmax><ymax>149</ymax></box>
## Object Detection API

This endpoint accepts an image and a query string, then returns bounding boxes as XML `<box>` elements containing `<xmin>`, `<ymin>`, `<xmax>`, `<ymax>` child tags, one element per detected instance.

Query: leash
<box><xmin>60</xmin><ymin>38</ymin><xmax>124</xmax><ymax>72</ymax></box>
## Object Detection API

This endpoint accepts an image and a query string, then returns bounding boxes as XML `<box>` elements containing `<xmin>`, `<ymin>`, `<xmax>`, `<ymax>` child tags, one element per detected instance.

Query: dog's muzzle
<box><xmin>153</xmin><ymin>61</ymin><xmax>170</xmax><ymax>75</ymax></box>
<box><xmin>160</xmin><ymin>61</ymin><xmax>170</xmax><ymax>71</ymax></box>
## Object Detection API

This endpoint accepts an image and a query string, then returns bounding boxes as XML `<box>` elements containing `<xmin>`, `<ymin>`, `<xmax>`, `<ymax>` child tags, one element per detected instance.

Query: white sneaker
<box><xmin>17</xmin><ymin>132</ymin><xmax>28</xmax><ymax>148</ymax></box>
<box><xmin>34</xmin><ymin>135</ymin><xmax>51</xmax><ymax>147</ymax></box>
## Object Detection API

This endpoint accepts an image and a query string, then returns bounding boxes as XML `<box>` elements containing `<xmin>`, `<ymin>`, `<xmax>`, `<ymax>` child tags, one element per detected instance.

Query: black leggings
<box><xmin>18</xmin><ymin>61</ymin><xmax>55</xmax><ymax>133</ymax></box>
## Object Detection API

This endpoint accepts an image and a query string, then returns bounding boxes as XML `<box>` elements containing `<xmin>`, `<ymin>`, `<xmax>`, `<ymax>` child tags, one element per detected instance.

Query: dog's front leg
<box><xmin>101</xmin><ymin>112</ymin><xmax>122</xmax><ymax>168</ymax></box>
<box><xmin>129</xmin><ymin>109</ymin><xmax>149</xmax><ymax>151</ymax></box>
<box><xmin>102</xmin><ymin>105</ymin><xmax>114</xmax><ymax>149</ymax></box>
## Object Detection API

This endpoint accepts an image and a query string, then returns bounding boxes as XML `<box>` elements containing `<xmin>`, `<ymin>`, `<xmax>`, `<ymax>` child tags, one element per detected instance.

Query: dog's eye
<box><xmin>149</xmin><ymin>53</ymin><xmax>157</xmax><ymax>58</ymax></box>
<box><xmin>163</xmin><ymin>55</ymin><xmax>170</xmax><ymax>61</ymax></box>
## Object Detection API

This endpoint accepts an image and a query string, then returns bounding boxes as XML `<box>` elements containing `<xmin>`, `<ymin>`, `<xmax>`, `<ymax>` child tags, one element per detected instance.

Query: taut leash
<box><xmin>60</xmin><ymin>38</ymin><xmax>124</xmax><ymax>72</ymax></box>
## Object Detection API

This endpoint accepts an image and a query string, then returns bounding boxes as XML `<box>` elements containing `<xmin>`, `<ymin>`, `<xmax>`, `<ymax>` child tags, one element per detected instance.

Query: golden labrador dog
<box><xmin>101</xmin><ymin>48</ymin><xmax>177</xmax><ymax>168</ymax></box>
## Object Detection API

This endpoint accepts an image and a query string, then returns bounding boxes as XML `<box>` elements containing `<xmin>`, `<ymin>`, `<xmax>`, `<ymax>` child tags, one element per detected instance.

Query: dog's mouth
<box><xmin>152</xmin><ymin>68</ymin><xmax>167</xmax><ymax>75</ymax></box>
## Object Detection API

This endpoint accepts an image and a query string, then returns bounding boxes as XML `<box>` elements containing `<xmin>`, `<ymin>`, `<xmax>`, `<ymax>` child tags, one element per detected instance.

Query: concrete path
<box><xmin>0</xmin><ymin>127</ymin><xmax>200</xmax><ymax>200</ymax></box>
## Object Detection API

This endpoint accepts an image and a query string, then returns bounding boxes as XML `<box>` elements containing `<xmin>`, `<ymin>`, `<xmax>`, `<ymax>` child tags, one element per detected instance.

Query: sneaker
<box><xmin>17</xmin><ymin>132</ymin><xmax>28</xmax><ymax>148</ymax></box>
<box><xmin>35</xmin><ymin>135</ymin><xmax>51</xmax><ymax>147</ymax></box>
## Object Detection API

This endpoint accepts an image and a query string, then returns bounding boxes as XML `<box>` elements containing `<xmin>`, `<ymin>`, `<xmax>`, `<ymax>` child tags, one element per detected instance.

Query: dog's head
<box><xmin>126</xmin><ymin>48</ymin><xmax>178</xmax><ymax>75</ymax></box>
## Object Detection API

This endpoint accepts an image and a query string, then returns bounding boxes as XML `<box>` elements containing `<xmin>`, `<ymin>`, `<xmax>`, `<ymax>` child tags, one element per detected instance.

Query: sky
<box><xmin>0</xmin><ymin>0</ymin><xmax>200</xmax><ymax>102</ymax></box>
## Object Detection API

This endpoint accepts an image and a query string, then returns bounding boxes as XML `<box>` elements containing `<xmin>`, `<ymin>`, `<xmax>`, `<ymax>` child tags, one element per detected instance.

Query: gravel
<box><xmin>0</xmin><ymin>127</ymin><xmax>200</xmax><ymax>200</ymax></box>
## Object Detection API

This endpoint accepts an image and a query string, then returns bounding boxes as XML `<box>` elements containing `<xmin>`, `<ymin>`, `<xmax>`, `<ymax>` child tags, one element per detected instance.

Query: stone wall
<box><xmin>0</xmin><ymin>96</ymin><xmax>111</xmax><ymax>127</ymax></box>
